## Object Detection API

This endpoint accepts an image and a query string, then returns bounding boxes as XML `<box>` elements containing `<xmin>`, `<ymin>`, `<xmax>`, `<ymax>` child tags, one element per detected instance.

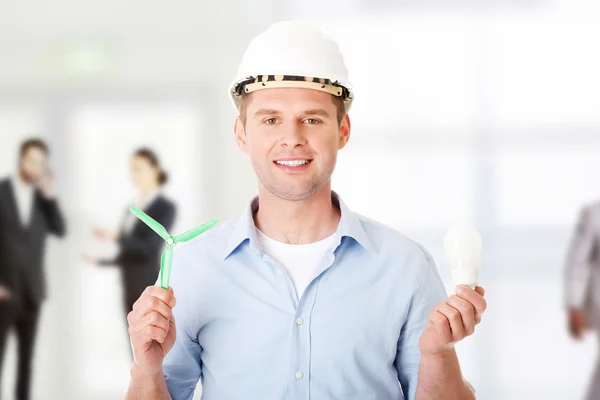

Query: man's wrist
<box><xmin>130</xmin><ymin>363</ymin><xmax>163</xmax><ymax>380</ymax></box>
<box><xmin>128</xmin><ymin>363</ymin><xmax>170</xmax><ymax>400</ymax></box>
<box><xmin>417</xmin><ymin>348</ymin><xmax>475</xmax><ymax>399</ymax></box>
<box><xmin>420</xmin><ymin>346</ymin><xmax>457</xmax><ymax>360</ymax></box>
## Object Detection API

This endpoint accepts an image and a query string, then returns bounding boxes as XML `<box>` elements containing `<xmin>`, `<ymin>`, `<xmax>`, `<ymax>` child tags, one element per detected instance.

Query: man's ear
<box><xmin>234</xmin><ymin>116</ymin><xmax>248</xmax><ymax>153</ymax></box>
<box><xmin>338</xmin><ymin>113</ymin><xmax>351</xmax><ymax>150</ymax></box>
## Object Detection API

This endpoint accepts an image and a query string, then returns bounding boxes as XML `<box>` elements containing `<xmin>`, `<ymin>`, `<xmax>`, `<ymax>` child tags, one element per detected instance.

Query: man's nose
<box><xmin>280</xmin><ymin>122</ymin><xmax>307</xmax><ymax>148</ymax></box>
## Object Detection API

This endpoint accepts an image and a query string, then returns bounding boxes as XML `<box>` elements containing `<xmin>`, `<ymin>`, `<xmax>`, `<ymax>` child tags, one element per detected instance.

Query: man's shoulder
<box><xmin>354</xmin><ymin>213</ymin><xmax>444</xmax><ymax>294</ymax></box>
<box><xmin>0</xmin><ymin>178</ymin><xmax>9</xmax><ymax>195</ymax></box>
<box><xmin>354</xmin><ymin>213</ymin><xmax>433</xmax><ymax>262</ymax></box>
<box><xmin>173</xmin><ymin>218</ymin><xmax>238</xmax><ymax>259</ymax></box>
<box><xmin>578</xmin><ymin>201</ymin><xmax>600</xmax><ymax>225</ymax></box>
<box><xmin>583</xmin><ymin>200</ymin><xmax>600</xmax><ymax>214</ymax></box>
<box><xmin>168</xmin><ymin>219</ymin><xmax>239</xmax><ymax>292</ymax></box>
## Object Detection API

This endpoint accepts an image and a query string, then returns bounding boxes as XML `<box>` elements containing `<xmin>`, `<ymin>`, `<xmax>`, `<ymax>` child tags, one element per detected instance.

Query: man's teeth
<box><xmin>276</xmin><ymin>160</ymin><xmax>310</xmax><ymax>166</ymax></box>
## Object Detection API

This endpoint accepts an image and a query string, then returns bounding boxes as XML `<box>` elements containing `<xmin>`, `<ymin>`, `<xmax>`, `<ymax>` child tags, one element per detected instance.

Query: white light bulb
<box><xmin>443</xmin><ymin>224</ymin><xmax>482</xmax><ymax>288</ymax></box>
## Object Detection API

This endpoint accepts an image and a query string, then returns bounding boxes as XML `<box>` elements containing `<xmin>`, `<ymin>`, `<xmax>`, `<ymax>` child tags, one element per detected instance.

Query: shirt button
<box><xmin>296</xmin><ymin>317</ymin><xmax>304</xmax><ymax>326</ymax></box>
<box><xmin>295</xmin><ymin>370</ymin><xmax>303</xmax><ymax>380</ymax></box>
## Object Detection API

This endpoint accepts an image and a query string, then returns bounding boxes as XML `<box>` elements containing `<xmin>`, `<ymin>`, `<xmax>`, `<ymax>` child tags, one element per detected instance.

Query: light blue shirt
<box><xmin>163</xmin><ymin>192</ymin><xmax>447</xmax><ymax>400</ymax></box>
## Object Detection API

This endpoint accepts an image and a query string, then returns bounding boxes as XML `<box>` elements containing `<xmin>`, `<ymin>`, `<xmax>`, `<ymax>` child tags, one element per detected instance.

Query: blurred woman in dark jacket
<box><xmin>84</xmin><ymin>148</ymin><xmax>176</xmax><ymax>317</ymax></box>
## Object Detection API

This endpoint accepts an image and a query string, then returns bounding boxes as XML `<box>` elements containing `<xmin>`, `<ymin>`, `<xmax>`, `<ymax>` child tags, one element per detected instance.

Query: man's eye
<box><xmin>304</xmin><ymin>118</ymin><xmax>319</xmax><ymax>125</ymax></box>
<box><xmin>265</xmin><ymin>118</ymin><xmax>277</xmax><ymax>125</ymax></box>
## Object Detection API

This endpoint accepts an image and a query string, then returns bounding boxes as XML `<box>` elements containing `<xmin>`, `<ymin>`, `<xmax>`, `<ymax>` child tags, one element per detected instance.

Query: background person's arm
<box><xmin>565</xmin><ymin>207</ymin><xmax>595</xmax><ymax>339</ymax></box>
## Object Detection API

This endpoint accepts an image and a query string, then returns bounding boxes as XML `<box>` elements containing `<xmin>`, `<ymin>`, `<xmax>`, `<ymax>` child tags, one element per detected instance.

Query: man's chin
<box><xmin>279</xmin><ymin>193</ymin><xmax>314</xmax><ymax>202</ymax></box>
<box><xmin>21</xmin><ymin>174</ymin><xmax>39</xmax><ymax>185</ymax></box>
<box><xmin>269</xmin><ymin>185</ymin><xmax>323</xmax><ymax>202</ymax></box>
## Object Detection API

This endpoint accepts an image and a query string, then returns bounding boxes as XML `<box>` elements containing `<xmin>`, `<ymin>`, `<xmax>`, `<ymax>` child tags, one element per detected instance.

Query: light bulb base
<box><xmin>451</xmin><ymin>268</ymin><xmax>479</xmax><ymax>288</ymax></box>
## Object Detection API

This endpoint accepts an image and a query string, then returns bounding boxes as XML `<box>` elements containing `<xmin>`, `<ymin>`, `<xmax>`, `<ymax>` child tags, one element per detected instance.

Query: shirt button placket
<box><xmin>293</xmin><ymin>298</ymin><xmax>313</xmax><ymax>399</ymax></box>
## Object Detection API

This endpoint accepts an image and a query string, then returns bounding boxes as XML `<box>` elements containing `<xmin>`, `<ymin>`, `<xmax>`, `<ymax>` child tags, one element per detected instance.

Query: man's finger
<box><xmin>429</xmin><ymin>311</ymin><xmax>453</xmax><ymax>344</ymax></box>
<box><xmin>143</xmin><ymin>297</ymin><xmax>173</xmax><ymax>321</ymax></box>
<box><xmin>447</xmin><ymin>295</ymin><xmax>476</xmax><ymax>335</ymax></box>
<box><xmin>136</xmin><ymin>311</ymin><xmax>170</xmax><ymax>334</ymax></box>
<box><xmin>456</xmin><ymin>285</ymin><xmax>487</xmax><ymax>315</ymax></box>
<box><xmin>138</xmin><ymin>326</ymin><xmax>168</xmax><ymax>344</ymax></box>
<box><xmin>437</xmin><ymin>303</ymin><xmax>466</xmax><ymax>341</ymax></box>
<box><xmin>134</xmin><ymin>286</ymin><xmax>176</xmax><ymax>311</ymax></box>
<box><xmin>475</xmin><ymin>286</ymin><xmax>485</xmax><ymax>297</ymax></box>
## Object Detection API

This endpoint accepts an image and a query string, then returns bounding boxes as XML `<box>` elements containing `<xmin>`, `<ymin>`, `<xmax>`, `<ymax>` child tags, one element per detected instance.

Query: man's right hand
<box><xmin>128</xmin><ymin>286</ymin><xmax>177</xmax><ymax>376</ymax></box>
<box><xmin>568</xmin><ymin>307</ymin><xmax>586</xmax><ymax>340</ymax></box>
<box><xmin>0</xmin><ymin>284</ymin><xmax>11</xmax><ymax>301</ymax></box>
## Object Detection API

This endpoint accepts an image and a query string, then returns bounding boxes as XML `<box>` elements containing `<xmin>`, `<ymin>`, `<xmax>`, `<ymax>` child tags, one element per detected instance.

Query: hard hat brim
<box><xmin>229</xmin><ymin>74</ymin><xmax>354</xmax><ymax>113</ymax></box>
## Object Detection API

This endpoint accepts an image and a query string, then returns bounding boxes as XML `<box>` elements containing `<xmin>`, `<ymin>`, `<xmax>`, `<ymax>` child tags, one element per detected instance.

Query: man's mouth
<box><xmin>274</xmin><ymin>159</ymin><xmax>312</xmax><ymax>167</ymax></box>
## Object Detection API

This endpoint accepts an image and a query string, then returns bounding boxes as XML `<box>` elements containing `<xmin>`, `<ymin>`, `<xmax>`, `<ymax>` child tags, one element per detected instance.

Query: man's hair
<box><xmin>239</xmin><ymin>93</ymin><xmax>346</xmax><ymax>127</ymax></box>
<box><xmin>20</xmin><ymin>138</ymin><xmax>49</xmax><ymax>158</ymax></box>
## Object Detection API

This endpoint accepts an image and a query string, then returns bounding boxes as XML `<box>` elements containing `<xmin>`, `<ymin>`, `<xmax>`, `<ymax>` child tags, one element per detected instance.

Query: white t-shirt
<box><xmin>256</xmin><ymin>229</ymin><xmax>336</xmax><ymax>299</ymax></box>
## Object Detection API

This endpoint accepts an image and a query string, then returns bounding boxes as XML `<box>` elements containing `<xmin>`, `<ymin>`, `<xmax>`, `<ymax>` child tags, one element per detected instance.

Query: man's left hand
<box><xmin>39</xmin><ymin>168</ymin><xmax>54</xmax><ymax>199</ymax></box>
<box><xmin>419</xmin><ymin>285</ymin><xmax>487</xmax><ymax>355</ymax></box>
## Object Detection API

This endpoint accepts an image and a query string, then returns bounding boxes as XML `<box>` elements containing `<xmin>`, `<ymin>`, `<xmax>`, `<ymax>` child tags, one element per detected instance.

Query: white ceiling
<box><xmin>0</xmin><ymin>0</ymin><xmax>287</xmax><ymax>86</ymax></box>
<box><xmin>0</xmin><ymin>0</ymin><xmax>283</xmax><ymax>44</ymax></box>
<box><xmin>0</xmin><ymin>0</ymin><xmax>596</xmax><ymax>88</ymax></box>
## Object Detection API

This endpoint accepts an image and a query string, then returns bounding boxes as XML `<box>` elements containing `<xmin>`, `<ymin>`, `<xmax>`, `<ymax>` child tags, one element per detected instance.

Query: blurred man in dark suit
<box><xmin>0</xmin><ymin>138</ymin><xmax>66</xmax><ymax>400</ymax></box>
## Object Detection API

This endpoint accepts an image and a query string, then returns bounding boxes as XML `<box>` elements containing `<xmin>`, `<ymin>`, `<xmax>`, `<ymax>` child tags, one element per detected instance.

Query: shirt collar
<box><xmin>11</xmin><ymin>173</ymin><xmax>34</xmax><ymax>193</ymax></box>
<box><xmin>223</xmin><ymin>191</ymin><xmax>374</xmax><ymax>260</ymax></box>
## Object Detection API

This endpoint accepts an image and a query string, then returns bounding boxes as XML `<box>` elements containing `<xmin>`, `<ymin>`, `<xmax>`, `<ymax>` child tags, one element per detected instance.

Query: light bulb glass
<box><xmin>443</xmin><ymin>224</ymin><xmax>482</xmax><ymax>288</ymax></box>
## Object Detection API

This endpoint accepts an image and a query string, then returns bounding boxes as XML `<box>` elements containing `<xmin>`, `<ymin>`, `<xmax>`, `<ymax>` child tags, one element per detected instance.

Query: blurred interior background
<box><xmin>1</xmin><ymin>0</ymin><xmax>600</xmax><ymax>399</ymax></box>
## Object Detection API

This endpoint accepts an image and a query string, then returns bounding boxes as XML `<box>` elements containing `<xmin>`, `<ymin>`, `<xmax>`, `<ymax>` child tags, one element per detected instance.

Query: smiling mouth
<box><xmin>274</xmin><ymin>159</ymin><xmax>312</xmax><ymax>167</ymax></box>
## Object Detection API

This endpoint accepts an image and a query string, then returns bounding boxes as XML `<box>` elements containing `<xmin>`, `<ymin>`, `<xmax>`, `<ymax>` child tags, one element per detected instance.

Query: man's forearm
<box><xmin>126</xmin><ymin>365</ymin><xmax>172</xmax><ymax>400</ymax></box>
<box><xmin>416</xmin><ymin>349</ymin><xmax>475</xmax><ymax>400</ymax></box>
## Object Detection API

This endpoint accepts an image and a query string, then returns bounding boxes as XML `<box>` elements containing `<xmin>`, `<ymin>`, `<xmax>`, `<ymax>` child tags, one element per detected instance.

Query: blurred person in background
<box><xmin>125</xmin><ymin>22</ymin><xmax>486</xmax><ymax>400</ymax></box>
<box><xmin>0</xmin><ymin>138</ymin><xmax>66</xmax><ymax>400</ymax></box>
<box><xmin>565</xmin><ymin>203</ymin><xmax>600</xmax><ymax>400</ymax></box>
<box><xmin>83</xmin><ymin>148</ymin><xmax>176</xmax><ymax>323</ymax></box>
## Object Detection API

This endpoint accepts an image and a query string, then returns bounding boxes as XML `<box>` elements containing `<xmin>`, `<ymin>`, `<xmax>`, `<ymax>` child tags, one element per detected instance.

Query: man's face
<box><xmin>19</xmin><ymin>147</ymin><xmax>47</xmax><ymax>183</ymax></box>
<box><xmin>234</xmin><ymin>88</ymin><xmax>350</xmax><ymax>201</ymax></box>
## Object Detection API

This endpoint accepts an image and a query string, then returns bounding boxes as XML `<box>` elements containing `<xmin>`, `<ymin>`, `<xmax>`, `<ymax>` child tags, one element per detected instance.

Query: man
<box><xmin>126</xmin><ymin>21</ymin><xmax>486</xmax><ymax>400</ymax></box>
<box><xmin>0</xmin><ymin>138</ymin><xmax>66</xmax><ymax>400</ymax></box>
<box><xmin>565</xmin><ymin>203</ymin><xmax>600</xmax><ymax>400</ymax></box>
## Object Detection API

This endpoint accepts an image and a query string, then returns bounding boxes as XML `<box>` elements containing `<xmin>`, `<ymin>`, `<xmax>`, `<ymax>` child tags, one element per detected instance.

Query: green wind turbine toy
<box><xmin>129</xmin><ymin>206</ymin><xmax>219</xmax><ymax>290</ymax></box>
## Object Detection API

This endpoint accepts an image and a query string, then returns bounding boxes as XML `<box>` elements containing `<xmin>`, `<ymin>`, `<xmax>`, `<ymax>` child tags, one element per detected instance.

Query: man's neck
<box><xmin>15</xmin><ymin>170</ymin><xmax>33</xmax><ymax>187</ymax></box>
<box><xmin>253</xmin><ymin>184</ymin><xmax>340</xmax><ymax>245</ymax></box>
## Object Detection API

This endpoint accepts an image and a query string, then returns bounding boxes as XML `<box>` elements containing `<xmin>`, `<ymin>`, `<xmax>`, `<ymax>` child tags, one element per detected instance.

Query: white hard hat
<box><xmin>229</xmin><ymin>21</ymin><xmax>354</xmax><ymax>113</ymax></box>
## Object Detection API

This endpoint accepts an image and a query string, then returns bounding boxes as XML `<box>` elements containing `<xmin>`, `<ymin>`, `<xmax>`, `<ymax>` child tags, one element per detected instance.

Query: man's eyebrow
<box><xmin>253</xmin><ymin>109</ymin><xmax>282</xmax><ymax>118</ymax></box>
<box><xmin>252</xmin><ymin>108</ymin><xmax>333</xmax><ymax>118</ymax></box>
<box><xmin>303</xmin><ymin>109</ymin><xmax>331</xmax><ymax>118</ymax></box>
